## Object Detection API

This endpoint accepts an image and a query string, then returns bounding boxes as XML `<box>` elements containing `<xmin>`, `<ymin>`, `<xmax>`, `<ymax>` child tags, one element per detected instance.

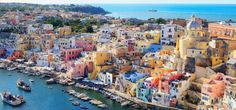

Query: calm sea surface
<box><xmin>94</xmin><ymin>4</ymin><xmax>236</xmax><ymax>21</ymax></box>
<box><xmin>0</xmin><ymin>70</ymin><xmax>134</xmax><ymax>110</ymax></box>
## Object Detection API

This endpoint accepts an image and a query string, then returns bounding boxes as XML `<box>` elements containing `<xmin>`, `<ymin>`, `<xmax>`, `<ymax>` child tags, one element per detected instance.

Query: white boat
<box><xmin>0</xmin><ymin>91</ymin><xmax>25</xmax><ymax>106</ymax></box>
<box><xmin>46</xmin><ymin>78</ymin><xmax>56</xmax><ymax>84</ymax></box>
<box><xmin>7</xmin><ymin>67</ymin><xmax>16</xmax><ymax>71</ymax></box>
<box><xmin>29</xmin><ymin>79</ymin><xmax>34</xmax><ymax>83</ymax></box>
<box><xmin>72</xmin><ymin>101</ymin><xmax>80</xmax><ymax>106</ymax></box>
<box><xmin>81</xmin><ymin>96</ymin><xmax>90</xmax><ymax>101</ymax></box>
<box><xmin>16</xmin><ymin>79</ymin><xmax>31</xmax><ymax>92</ymax></box>
<box><xmin>97</xmin><ymin>104</ymin><xmax>107</xmax><ymax>108</ymax></box>
<box><xmin>121</xmin><ymin>101</ymin><xmax>130</xmax><ymax>106</ymax></box>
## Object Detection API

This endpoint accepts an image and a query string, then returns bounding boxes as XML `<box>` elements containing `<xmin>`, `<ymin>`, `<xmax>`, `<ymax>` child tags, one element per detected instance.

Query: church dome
<box><xmin>186</xmin><ymin>15</ymin><xmax>202</xmax><ymax>30</ymax></box>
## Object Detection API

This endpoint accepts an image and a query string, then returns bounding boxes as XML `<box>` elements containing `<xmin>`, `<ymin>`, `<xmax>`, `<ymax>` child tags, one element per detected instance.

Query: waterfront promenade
<box><xmin>105</xmin><ymin>88</ymin><xmax>179</xmax><ymax>110</ymax></box>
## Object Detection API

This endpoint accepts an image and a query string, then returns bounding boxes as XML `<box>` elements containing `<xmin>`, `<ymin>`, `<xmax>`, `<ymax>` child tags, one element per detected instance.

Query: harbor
<box><xmin>0</xmin><ymin>69</ymin><xmax>135</xmax><ymax>110</ymax></box>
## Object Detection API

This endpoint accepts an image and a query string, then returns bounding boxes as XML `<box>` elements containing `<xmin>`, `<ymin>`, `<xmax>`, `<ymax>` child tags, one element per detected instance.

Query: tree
<box><xmin>156</xmin><ymin>18</ymin><xmax>167</xmax><ymax>24</ymax></box>
<box><xmin>86</xmin><ymin>25</ymin><xmax>94</xmax><ymax>33</ymax></box>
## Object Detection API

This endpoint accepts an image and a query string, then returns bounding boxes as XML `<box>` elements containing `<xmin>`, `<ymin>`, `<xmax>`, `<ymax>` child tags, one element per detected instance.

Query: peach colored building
<box><xmin>209</xmin><ymin>22</ymin><xmax>236</xmax><ymax>40</ymax></box>
<box><xmin>201</xmin><ymin>73</ymin><xmax>226</xmax><ymax>105</ymax></box>
<box><xmin>67</xmin><ymin>61</ymin><xmax>87</xmax><ymax>79</ymax></box>
<box><xmin>61</xmin><ymin>48</ymin><xmax>83</xmax><ymax>62</ymax></box>
<box><xmin>75</xmin><ymin>40</ymin><xmax>95</xmax><ymax>51</ymax></box>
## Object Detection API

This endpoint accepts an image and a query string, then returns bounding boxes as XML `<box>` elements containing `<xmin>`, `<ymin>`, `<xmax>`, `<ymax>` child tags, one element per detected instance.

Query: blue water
<box><xmin>0</xmin><ymin>70</ymin><xmax>134</xmax><ymax>110</ymax></box>
<box><xmin>94</xmin><ymin>4</ymin><xmax>236</xmax><ymax>21</ymax></box>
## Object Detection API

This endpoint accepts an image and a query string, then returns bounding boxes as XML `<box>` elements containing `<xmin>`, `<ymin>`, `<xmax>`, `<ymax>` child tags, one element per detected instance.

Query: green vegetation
<box><xmin>156</xmin><ymin>18</ymin><xmax>167</xmax><ymax>24</ymax></box>
<box><xmin>43</xmin><ymin>17</ymin><xmax>94</xmax><ymax>33</ymax></box>
<box><xmin>66</xmin><ymin>5</ymin><xmax>109</xmax><ymax>15</ymax></box>
<box><xmin>43</xmin><ymin>17</ymin><xmax>64</xmax><ymax>28</ymax></box>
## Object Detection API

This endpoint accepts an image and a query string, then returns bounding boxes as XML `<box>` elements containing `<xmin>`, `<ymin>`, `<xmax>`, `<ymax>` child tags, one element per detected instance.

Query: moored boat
<box><xmin>7</xmin><ymin>67</ymin><xmax>16</xmax><ymax>71</ymax></box>
<box><xmin>16</xmin><ymin>79</ymin><xmax>31</xmax><ymax>92</ymax></box>
<box><xmin>89</xmin><ymin>99</ymin><xmax>103</xmax><ymax>105</ymax></box>
<box><xmin>72</xmin><ymin>101</ymin><xmax>80</xmax><ymax>106</ymax></box>
<box><xmin>97</xmin><ymin>104</ymin><xmax>107</xmax><ymax>108</ymax></box>
<box><xmin>46</xmin><ymin>78</ymin><xmax>56</xmax><ymax>84</ymax></box>
<box><xmin>29</xmin><ymin>79</ymin><xmax>34</xmax><ymax>83</ymax></box>
<box><xmin>121</xmin><ymin>101</ymin><xmax>130</xmax><ymax>106</ymax></box>
<box><xmin>81</xmin><ymin>96</ymin><xmax>90</xmax><ymax>101</ymax></box>
<box><xmin>79</xmin><ymin>105</ymin><xmax>88</xmax><ymax>109</ymax></box>
<box><xmin>0</xmin><ymin>91</ymin><xmax>25</xmax><ymax>106</ymax></box>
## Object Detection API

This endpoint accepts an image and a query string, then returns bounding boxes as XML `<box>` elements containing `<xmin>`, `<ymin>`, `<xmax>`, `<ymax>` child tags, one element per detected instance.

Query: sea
<box><xmin>0</xmin><ymin>70</ymin><xmax>134</xmax><ymax>110</ymax></box>
<box><xmin>93</xmin><ymin>4</ymin><xmax>236</xmax><ymax>21</ymax></box>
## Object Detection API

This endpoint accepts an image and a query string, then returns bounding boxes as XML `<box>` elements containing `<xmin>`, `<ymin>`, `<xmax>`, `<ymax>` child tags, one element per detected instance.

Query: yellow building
<box><xmin>144</xmin><ymin>30</ymin><xmax>161</xmax><ymax>44</ymax></box>
<box><xmin>178</xmin><ymin>16</ymin><xmax>209</xmax><ymax>59</ymax></box>
<box><xmin>58</xmin><ymin>26</ymin><xmax>72</xmax><ymax>37</ymax></box>
<box><xmin>95</xmin><ymin>52</ymin><xmax>112</xmax><ymax>66</ymax></box>
<box><xmin>90</xmin><ymin>52</ymin><xmax>113</xmax><ymax>79</ymax></box>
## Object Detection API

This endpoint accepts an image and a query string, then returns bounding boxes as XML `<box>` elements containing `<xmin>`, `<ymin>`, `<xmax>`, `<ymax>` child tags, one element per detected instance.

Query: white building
<box><xmin>36</xmin><ymin>53</ymin><xmax>50</xmax><ymax>67</ymax></box>
<box><xmin>97</xmin><ymin>28</ymin><xmax>113</xmax><ymax>43</ymax></box>
<box><xmin>42</xmin><ymin>24</ymin><xmax>54</xmax><ymax>31</ymax></box>
<box><xmin>98</xmin><ymin>72</ymin><xmax>113</xmax><ymax>86</ymax></box>
<box><xmin>160</xmin><ymin>24</ymin><xmax>177</xmax><ymax>45</ymax></box>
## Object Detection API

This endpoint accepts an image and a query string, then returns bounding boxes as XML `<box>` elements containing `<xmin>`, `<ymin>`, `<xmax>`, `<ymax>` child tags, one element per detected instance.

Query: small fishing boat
<box><xmin>7</xmin><ymin>67</ymin><xmax>16</xmax><ymax>71</ymax></box>
<box><xmin>81</xmin><ymin>96</ymin><xmax>90</xmax><ymax>101</ymax></box>
<box><xmin>16</xmin><ymin>79</ymin><xmax>31</xmax><ymax>92</ymax></box>
<box><xmin>69</xmin><ymin>98</ymin><xmax>74</xmax><ymax>101</ymax></box>
<box><xmin>89</xmin><ymin>99</ymin><xmax>103</xmax><ymax>105</ymax></box>
<box><xmin>29</xmin><ymin>79</ymin><xmax>34</xmax><ymax>83</ymax></box>
<box><xmin>72</xmin><ymin>101</ymin><xmax>80</xmax><ymax>106</ymax></box>
<box><xmin>97</xmin><ymin>104</ymin><xmax>107</xmax><ymax>108</ymax></box>
<box><xmin>46</xmin><ymin>78</ymin><xmax>56</xmax><ymax>84</ymax></box>
<box><xmin>0</xmin><ymin>91</ymin><xmax>25</xmax><ymax>106</ymax></box>
<box><xmin>121</xmin><ymin>101</ymin><xmax>130</xmax><ymax>106</ymax></box>
<box><xmin>79</xmin><ymin>105</ymin><xmax>88</xmax><ymax>109</ymax></box>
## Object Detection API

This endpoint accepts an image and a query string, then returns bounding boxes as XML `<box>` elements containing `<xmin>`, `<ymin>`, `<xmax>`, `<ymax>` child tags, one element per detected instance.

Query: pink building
<box><xmin>61</xmin><ymin>48</ymin><xmax>83</xmax><ymax>62</ymax></box>
<box><xmin>67</xmin><ymin>61</ymin><xmax>87</xmax><ymax>79</ymax></box>
<box><xmin>75</xmin><ymin>40</ymin><xmax>95</xmax><ymax>51</ymax></box>
<box><xmin>201</xmin><ymin>73</ymin><xmax>227</xmax><ymax>105</ymax></box>
<box><xmin>86</xmin><ymin>61</ymin><xmax>94</xmax><ymax>73</ymax></box>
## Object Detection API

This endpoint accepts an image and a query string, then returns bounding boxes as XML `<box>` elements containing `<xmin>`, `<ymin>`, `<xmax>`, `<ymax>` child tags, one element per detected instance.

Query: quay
<box><xmin>105</xmin><ymin>88</ymin><xmax>180</xmax><ymax>110</ymax></box>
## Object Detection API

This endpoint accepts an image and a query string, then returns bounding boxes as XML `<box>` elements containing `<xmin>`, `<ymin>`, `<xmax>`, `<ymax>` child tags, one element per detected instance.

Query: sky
<box><xmin>0</xmin><ymin>0</ymin><xmax>236</xmax><ymax>4</ymax></box>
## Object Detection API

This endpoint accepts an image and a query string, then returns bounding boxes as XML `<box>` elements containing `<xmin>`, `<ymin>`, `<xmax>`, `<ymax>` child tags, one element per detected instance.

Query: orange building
<box><xmin>8</xmin><ymin>50</ymin><xmax>24</xmax><ymax>61</ymax></box>
<box><xmin>209</xmin><ymin>22</ymin><xmax>236</xmax><ymax>40</ymax></box>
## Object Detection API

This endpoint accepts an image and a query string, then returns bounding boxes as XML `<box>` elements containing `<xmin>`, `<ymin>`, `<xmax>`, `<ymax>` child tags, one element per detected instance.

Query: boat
<box><xmin>79</xmin><ymin>105</ymin><xmax>88</xmax><ymax>109</ymax></box>
<box><xmin>69</xmin><ymin>98</ymin><xmax>74</xmax><ymax>101</ymax></box>
<box><xmin>77</xmin><ymin>93</ymin><xmax>87</xmax><ymax>99</ymax></box>
<box><xmin>97</xmin><ymin>104</ymin><xmax>107</xmax><ymax>108</ymax></box>
<box><xmin>89</xmin><ymin>99</ymin><xmax>103</xmax><ymax>105</ymax></box>
<box><xmin>46</xmin><ymin>78</ymin><xmax>56</xmax><ymax>84</ymax></box>
<box><xmin>121</xmin><ymin>101</ymin><xmax>130</xmax><ymax>106</ymax></box>
<box><xmin>67</xmin><ymin>81</ymin><xmax>75</xmax><ymax>86</ymax></box>
<box><xmin>81</xmin><ymin>96</ymin><xmax>90</xmax><ymax>101</ymax></box>
<box><xmin>72</xmin><ymin>101</ymin><xmax>80</xmax><ymax>106</ymax></box>
<box><xmin>29</xmin><ymin>79</ymin><xmax>34</xmax><ymax>83</ymax></box>
<box><xmin>16</xmin><ymin>79</ymin><xmax>31</xmax><ymax>92</ymax></box>
<box><xmin>0</xmin><ymin>91</ymin><xmax>25</xmax><ymax>106</ymax></box>
<box><xmin>7</xmin><ymin>67</ymin><xmax>16</xmax><ymax>71</ymax></box>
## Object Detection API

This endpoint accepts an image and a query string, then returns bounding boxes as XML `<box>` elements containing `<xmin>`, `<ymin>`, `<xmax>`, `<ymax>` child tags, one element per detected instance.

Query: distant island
<box><xmin>0</xmin><ymin>3</ymin><xmax>110</xmax><ymax>15</ymax></box>
<box><xmin>148</xmin><ymin>9</ymin><xmax>158</xmax><ymax>12</ymax></box>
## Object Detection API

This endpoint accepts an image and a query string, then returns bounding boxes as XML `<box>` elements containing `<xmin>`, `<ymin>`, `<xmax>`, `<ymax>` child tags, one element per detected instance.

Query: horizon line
<box><xmin>1</xmin><ymin>2</ymin><xmax>236</xmax><ymax>5</ymax></box>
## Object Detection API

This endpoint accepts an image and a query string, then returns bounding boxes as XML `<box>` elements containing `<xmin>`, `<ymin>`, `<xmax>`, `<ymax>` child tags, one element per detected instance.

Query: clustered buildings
<box><xmin>0</xmin><ymin>8</ymin><xmax>235</xmax><ymax>110</ymax></box>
